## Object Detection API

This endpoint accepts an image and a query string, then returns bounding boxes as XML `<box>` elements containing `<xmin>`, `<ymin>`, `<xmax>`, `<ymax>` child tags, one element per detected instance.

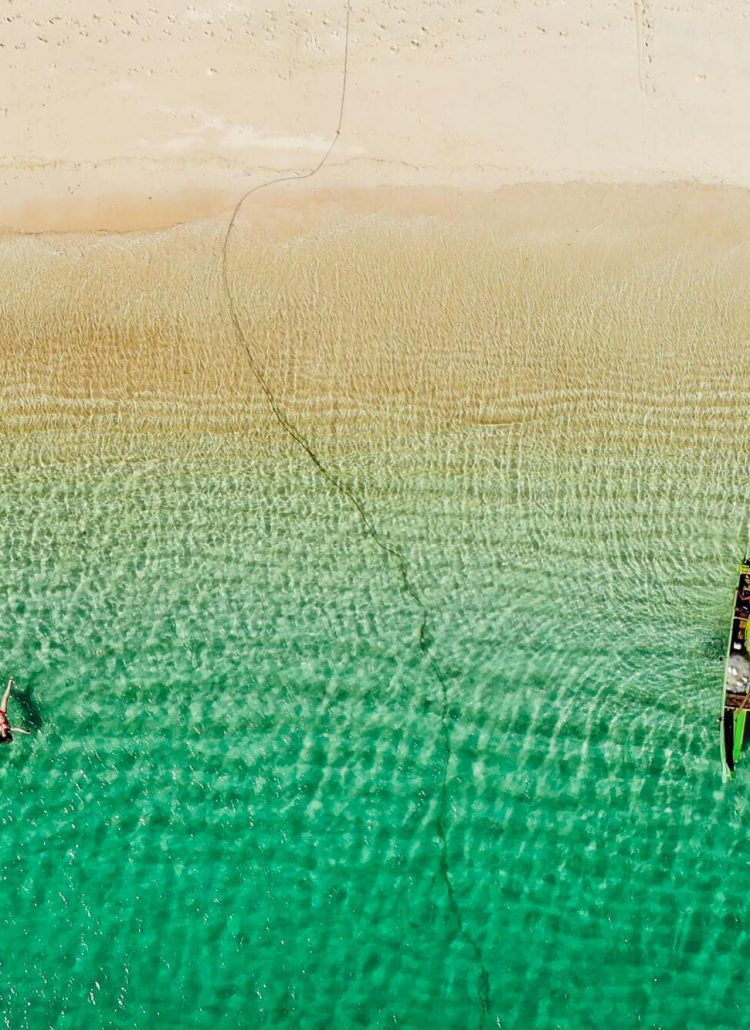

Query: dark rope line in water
<box><xmin>218</xmin><ymin>5</ymin><xmax>490</xmax><ymax>1021</ymax></box>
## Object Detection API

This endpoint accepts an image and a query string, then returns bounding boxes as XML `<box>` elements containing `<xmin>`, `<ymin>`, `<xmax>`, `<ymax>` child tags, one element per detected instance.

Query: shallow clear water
<box><xmin>0</xmin><ymin>412</ymin><xmax>747</xmax><ymax>1029</ymax></box>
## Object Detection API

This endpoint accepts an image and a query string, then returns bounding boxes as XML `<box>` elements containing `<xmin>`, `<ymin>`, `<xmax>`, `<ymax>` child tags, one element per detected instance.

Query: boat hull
<box><xmin>721</xmin><ymin>559</ymin><xmax>750</xmax><ymax>779</ymax></box>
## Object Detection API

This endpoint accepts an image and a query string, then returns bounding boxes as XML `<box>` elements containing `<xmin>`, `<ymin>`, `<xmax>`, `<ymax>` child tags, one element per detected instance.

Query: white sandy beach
<box><xmin>2</xmin><ymin>0</ymin><xmax>750</xmax><ymax>470</ymax></box>
<box><xmin>3</xmin><ymin>1</ymin><xmax>750</xmax><ymax>231</ymax></box>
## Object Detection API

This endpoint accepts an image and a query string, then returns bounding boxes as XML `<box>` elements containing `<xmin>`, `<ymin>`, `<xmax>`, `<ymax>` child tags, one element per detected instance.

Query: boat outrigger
<box><xmin>721</xmin><ymin>555</ymin><xmax>750</xmax><ymax>779</ymax></box>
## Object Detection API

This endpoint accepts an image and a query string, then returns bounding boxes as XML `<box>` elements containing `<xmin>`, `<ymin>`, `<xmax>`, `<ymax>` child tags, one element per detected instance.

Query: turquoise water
<box><xmin>0</xmin><ymin>411</ymin><xmax>748</xmax><ymax>1029</ymax></box>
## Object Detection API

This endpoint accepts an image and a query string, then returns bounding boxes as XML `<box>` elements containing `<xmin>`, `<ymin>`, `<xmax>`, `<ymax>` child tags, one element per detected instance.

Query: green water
<box><xmin>0</xmin><ymin>414</ymin><xmax>747</xmax><ymax>1029</ymax></box>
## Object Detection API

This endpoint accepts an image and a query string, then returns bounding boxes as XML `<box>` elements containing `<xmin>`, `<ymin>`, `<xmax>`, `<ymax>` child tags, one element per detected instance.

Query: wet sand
<box><xmin>1</xmin><ymin>183</ymin><xmax>750</xmax><ymax>470</ymax></box>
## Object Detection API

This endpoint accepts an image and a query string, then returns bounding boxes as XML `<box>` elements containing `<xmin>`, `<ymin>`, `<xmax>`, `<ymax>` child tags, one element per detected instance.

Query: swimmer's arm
<box><xmin>0</xmin><ymin>679</ymin><xmax>12</xmax><ymax>712</ymax></box>
<box><xmin>10</xmin><ymin>727</ymin><xmax>31</xmax><ymax>735</ymax></box>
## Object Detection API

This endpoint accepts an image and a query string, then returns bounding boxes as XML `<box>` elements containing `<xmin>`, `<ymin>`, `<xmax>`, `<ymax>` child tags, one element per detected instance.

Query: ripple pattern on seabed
<box><xmin>0</xmin><ymin>411</ymin><xmax>747</xmax><ymax>1028</ymax></box>
<box><xmin>2</xmin><ymin>198</ymin><xmax>750</xmax><ymax>1026</ymax></box>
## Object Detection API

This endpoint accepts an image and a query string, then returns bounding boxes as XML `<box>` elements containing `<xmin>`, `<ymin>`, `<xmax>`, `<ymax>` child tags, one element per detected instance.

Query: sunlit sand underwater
<box><xmin>2</xmin><ymin>185</ymin><xmax>750</xmax><ymax>1028</ymax></box>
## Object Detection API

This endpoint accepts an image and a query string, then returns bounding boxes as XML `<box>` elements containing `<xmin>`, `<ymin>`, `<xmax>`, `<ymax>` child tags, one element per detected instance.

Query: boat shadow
<box><xmin>704</xmin><ymin>634</ymin><xmax>727</xmax><ymax>662</ymax></box>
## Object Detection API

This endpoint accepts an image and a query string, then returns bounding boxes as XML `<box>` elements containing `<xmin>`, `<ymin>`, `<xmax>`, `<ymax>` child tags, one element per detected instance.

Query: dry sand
<box><xmin>3</xmin><ymin>1</ymin><xmax>750</xmax><ymax>232</ymax></box>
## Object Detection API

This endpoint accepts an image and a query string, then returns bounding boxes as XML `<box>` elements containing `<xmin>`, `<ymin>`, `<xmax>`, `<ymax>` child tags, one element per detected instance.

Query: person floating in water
<box><xmin>0</xmin><ymin>679</ymin><xmax>31</xmax><ymax>744</ymax></box>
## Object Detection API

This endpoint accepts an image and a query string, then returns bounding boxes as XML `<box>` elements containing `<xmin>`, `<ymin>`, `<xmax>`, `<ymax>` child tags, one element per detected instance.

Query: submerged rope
<box><xmin>218</xmin><ymin>5</ymin><xmax>490</xmax><ymax>1021</ymax></box>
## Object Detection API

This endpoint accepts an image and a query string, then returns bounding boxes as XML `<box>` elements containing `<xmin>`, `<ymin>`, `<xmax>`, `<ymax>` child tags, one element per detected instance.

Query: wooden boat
<box><xmin>721</xmin><ymin>556</ymin><xmax>750</xmax><ymax>778</ymax></box>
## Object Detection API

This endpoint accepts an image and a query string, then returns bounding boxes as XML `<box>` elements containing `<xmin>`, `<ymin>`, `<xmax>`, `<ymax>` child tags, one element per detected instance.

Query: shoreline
<box><xmin>3</xmin><ymin>179</ymin><xmax>750</xmax><ymax>236</ymax></box>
